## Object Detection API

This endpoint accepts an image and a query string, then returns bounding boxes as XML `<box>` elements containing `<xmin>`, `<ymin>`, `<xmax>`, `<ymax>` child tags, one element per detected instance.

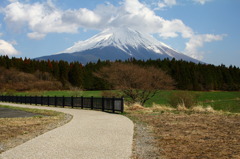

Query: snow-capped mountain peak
<box><xmin>37</xmin><ymin>27</ymin><xmax>200</xmax><ymax>64</ymax></box>
<box><xmin>61</xmin><ymin>27</ymin><xmax>176</xmax><ymax>56</ymax></box>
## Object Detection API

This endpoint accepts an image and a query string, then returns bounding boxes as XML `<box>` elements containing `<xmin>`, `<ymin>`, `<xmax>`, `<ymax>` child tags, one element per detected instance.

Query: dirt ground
<box><xmin>0</xmin><ymin>107</ymin><xmax>72</xmax><ymax>153</ymax></box>
<box><xmin>127</xmin><ymin>107</ymin><xmax>240</xmax><ymax>159</ymax></box>
<box><xmin>0</xmin><ymin>107</ymin><xmax>40</xmax><ymax>118</ymax></box>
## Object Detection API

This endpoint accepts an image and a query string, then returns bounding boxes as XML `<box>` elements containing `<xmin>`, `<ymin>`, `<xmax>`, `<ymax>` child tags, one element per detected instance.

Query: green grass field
<box><xmin>2</xmin><ymin>90</ymin><xmax>240</xmax><ymax>113</ymax></box>
<box><xmin>145</xmin><ymin>90</ymin><xmax>240</xmax><ymax>113</ymax></box>
<box><xmin>7</xmin><ymin>90</ymin><xmax>102</xmax><ymax>97</ymax></box>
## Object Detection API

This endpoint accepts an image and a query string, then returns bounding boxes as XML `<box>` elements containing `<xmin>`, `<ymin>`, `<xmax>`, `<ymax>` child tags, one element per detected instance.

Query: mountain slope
<box><xmin>36</xmin><ymin>27</ymin><xmax>200</xmax><ymax>64</ymax></box>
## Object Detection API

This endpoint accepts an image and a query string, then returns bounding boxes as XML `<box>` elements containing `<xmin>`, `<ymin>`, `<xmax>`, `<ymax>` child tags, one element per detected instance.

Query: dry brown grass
<box><xmin>126</xmin><ymin>104</ymin><xmax>240</xmax><ymax>159</ymax></box>
<box><xmin>0</xmin><ymin>107</ymin><xmax>71</xmax><ymax>153</ymax></box>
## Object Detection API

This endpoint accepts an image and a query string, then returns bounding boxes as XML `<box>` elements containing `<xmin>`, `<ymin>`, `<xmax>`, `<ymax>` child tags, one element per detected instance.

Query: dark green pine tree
<box><xmin>52</xmin><ymin>61</ymin><xmax>60</xmax><ymax>79</ymax></box>
<box><xmin>58</xmin><ymin>60</ymin><xmax>69</xmax><ymax>86</ymax></box>
<box><xmin>68</xmin><ymin>62</ymin><xmax>83</xmax><ymax>87</ymax></box>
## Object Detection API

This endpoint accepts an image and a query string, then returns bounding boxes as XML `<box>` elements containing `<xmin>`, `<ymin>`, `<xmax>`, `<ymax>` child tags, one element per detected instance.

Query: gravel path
<box><xmin>0</xmin><ymin>103</ymin><xmax>134</xmax><ymax>159</ymax></box>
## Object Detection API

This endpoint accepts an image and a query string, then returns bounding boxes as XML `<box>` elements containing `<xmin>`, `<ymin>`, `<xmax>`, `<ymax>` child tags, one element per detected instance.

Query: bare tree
<box><xmin>94</xmin><ymin>63</ymin><xmax>175</xmax><ymax>105</ymax></box>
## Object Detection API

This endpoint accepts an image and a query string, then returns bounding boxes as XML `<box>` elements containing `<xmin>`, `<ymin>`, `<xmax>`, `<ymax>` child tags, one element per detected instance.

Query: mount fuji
<box><xmin>36</xmin><ymin>27</ymin><xmax>200</xmax><ymax>64</ymax></box>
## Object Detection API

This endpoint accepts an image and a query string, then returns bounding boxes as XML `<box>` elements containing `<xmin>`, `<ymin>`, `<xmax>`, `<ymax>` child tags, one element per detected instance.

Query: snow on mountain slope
<box><xmin>61</xmin><ymin>27</ymin><xmax>177</xmax><ymax>56</ymax></box>
<box><xmin>37</xmin><ymin>27</ymin><xmax>201</xmax><ymax>64</ymax></box>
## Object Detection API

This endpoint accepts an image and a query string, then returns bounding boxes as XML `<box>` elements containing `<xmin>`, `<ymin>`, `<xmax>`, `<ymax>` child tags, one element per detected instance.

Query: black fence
<box><xmin>0</xmin><ymin>95</ymin><xmax>124</xmax><ymax>113</ymax></box>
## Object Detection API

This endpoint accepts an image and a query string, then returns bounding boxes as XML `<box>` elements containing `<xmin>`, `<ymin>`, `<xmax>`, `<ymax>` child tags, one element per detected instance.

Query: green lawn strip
<box><xmin>197</xmin><ymin>91</ymin><xmax>240</xmax><ymax>102</ymax></box>
<box><xmin>7</xmin><ymin>90</ymin><xmax>102</xmax><ymax>97</ymax></box>
<box><xmin>201</xmin><ymin>100</ymin><xmax>240</xmax><ymax>113</ymax></box>
<box><xmin>144</xmin><ymin>90</ymin><xmax>174</xmax><ymax>106</ymax></box>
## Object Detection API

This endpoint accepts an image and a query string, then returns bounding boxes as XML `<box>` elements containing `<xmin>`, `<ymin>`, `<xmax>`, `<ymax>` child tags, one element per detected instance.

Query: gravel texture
<box><xmin>131</xmin><ymin>122</ymin><xmax>160</xmax><ymax>159</ymax></box>
<box><xmin>0</xmin><ymin>103</ymin><xmax>134</xmax><ymax>159</ymax></box>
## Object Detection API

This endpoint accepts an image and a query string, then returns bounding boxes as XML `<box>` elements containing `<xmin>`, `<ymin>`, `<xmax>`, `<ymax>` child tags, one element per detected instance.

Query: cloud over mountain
<box><xmin>1</xmin><ymin>0</ymin><xmax>224</xmax><ymax>59</ymax></box>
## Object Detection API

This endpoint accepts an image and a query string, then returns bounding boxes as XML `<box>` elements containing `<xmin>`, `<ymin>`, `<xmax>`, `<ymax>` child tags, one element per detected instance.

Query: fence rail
<box><xmin>0</xmin><ymin>95</ymin><xmax>124</xmax><ymax>113</ymax></box>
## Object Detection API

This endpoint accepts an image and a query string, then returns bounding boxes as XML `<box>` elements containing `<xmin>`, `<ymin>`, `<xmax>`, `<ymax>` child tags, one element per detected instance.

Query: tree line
<box><xmin>0</xmin><ymin>55</ymin><xmax>239</xmax><ymax>91</ymax></box>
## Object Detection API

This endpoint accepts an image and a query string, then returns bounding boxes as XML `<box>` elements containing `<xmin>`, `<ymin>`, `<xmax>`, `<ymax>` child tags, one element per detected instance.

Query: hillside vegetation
<box><xmin>0</xmin><ymin>67</ymin><xmax>62</xmax><ymax>91</ymax></box>
<box><xmin>0</xmin><ymin>55</ymin><xmax>240</xmax><ymax>91</ymax></box>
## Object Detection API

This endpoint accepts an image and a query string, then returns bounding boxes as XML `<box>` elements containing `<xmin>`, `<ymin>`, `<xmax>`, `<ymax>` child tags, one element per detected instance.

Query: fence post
<box><xmin>41</xmin><ymin>96</ymin><xmax>43</xmax><ymax>105</ymax></box>
<box><xmin>121</xmin><ymin>97</ymin><xmax>124</xmax><ymax>113</ymax></box>
<box><xmin>102</xmin><ymin>96</ymin><xmax>105</xmax><ymax>112</ymax></box>
<box><xmin>81</xmin><ymin>96</ymin><xmax>83</xmax><ymax>109</ymax></box>
<box><xmin>71</xmin><ymin>96</ymin><xmax>74</xmax><ymax>108</ymax></box>
<box><xmin>24</xmin><ymin>95</ymin><xmax>27</xmax><ymax>104</ymax></box>
<box><xmin>47</xmin><ymin>96</ymin><xmax>50</xmax><ymax>106</ymax></box>
<box><xmin>35</xmin><ymin>96</ymin><xmax>37</xmax><ymax>105</ymax></box>
<box><xmin>91</xmin><ymin>96</ymin><xmax>93</xmax><ymax>110</ymax></box>
<box><xmin>62</xmin><ymin>96</ymin><xmax>65</xmax><ymax>108</ymax></box>
<box><xmin>20</xmin><ymin>96</ymin><xmax>22</xmax><ymax>104</ymax></box>
<box><xmin>55</xmin><ymin>96</ymin><xmax>57</xmax><ymax>107</ymax></box>
<box><xmin>29</xmin><ymin>96</ymin><xmax>32</xmax><ymax>105</ymax></box>
<box><xmin>112</xmin><ymin>96</ymin><xmax>115</xmax><ymax>113</ymax></box>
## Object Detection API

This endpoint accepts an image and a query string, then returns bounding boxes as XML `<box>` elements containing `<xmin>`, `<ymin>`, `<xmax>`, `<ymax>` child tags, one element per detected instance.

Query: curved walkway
<box><xmin>0</xmin><ymin>103</ymin><xmax>134</xmax><ymax>159</ymax></box>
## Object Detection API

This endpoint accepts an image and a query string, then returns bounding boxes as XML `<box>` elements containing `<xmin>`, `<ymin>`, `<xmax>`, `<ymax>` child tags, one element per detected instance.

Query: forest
<box><xmin>0</xmin><ymin>55</ymin><xmax>240</xmax><ymax>91</ymax></box>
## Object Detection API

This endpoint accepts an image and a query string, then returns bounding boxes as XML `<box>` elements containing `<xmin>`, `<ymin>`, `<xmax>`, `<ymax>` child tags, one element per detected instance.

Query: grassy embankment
<box><xmin>6</xmin><ymin>90</ymin><xmax>240</xmax><ymax>113</ymax></box>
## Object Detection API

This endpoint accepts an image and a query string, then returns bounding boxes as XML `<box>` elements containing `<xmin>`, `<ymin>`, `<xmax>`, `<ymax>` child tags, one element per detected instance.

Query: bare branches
<box><xmin>94</xmin><ymin>63</ymin><xmax>175</xmax><ymax>105</ymax></box>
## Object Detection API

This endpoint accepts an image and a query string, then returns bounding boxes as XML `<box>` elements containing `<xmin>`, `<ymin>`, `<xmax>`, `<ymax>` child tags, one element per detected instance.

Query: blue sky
<box><xmin>0</xmin><ymin>0</ymin><xmax>239</xmax><ymax>67</ymax></box>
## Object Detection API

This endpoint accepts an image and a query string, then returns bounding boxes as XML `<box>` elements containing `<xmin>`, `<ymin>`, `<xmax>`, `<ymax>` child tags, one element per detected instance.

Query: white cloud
<box><xmin>157</xmin><ymin>0</ymin><xmax>177</xmax><ymax>9</ymax></box>
<box><xmin>185</xmin><ymin>34</ymin><xmax>226</xmax><ymax>59</ymax></box>
<box><xmin>2</xmin><ymin>0</ymin><xmax>186</xmax><ymax>37</ymax></box>
<box><xmin>193</xmin><ymin>0</ymin><xmax>212</xmax><ymax>5</ymax></box>
<box><xmin>62</xmin><ymin>8</ymin><xmax>101</xmax><ymax>28</ymax></box>
<box><xmin>0</xmin><ymin>24</ymin><xmax>3</xmax><ymax>37</ymax></box>
<box><xmin>164</xmin><ymin>0</ymin><xmax>177</xmax><ymax>6</ymax></box>
<box><xmin>1</xmin><ymin>0</ymin><xmax>224</xmax><ymax>60</ymax></box>
<box><xmin>0</xmin><ymin>39</ymin><xmax>19</xmax><ymax>55</ymax></box>
<box><xmin>159</xmin><ymin>19</ymin><xmax>194</xmax><ymax>38</ymax></box>
<box><xmin>27</xmin><ymin>32</ymin><xmax>46</xmax><ymax>40</ymax></box>
<box><xmin>3</xmin><ymin>1</ymin><xmax>100</xmax><ymax>36</ymax></box>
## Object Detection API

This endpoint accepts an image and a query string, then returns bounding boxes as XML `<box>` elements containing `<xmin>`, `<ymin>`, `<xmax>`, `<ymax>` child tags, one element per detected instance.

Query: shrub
<box><xmin>69</xmin><ymin>87</ymin><xmax>84</xmax><ymax>97</ymax></box>
<box><xmin>5</xmin><ymin>89</ymin><xmax>17</xmax><ymax>96</ymax></box>
<box><xmin>191</xmin><ymin>105</ymin><xmax>215</xmax><ymax>113</ymax></box>
<box><xmin>168</xmin><ymin>91</ymin><xmax>198</xmax><ymax>109</ymax></box>
<box><xmin>101</xmin><ymin>90</ymin><xmax>122</xmax><ymax>98</ymax></box>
